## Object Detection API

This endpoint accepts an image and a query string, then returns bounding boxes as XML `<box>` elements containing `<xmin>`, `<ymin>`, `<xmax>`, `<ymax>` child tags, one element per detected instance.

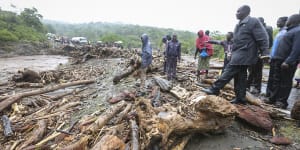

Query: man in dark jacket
<box><xmin>266</xmin><ymin>16</ymin><xmax>288</xmax><ymax>99</ymax></box>
<box><xmin>268</xmin><ymin>14</ymin><xmax>300</xmax><ymax>109</ymax></box>
<box><xmin>247</xmin><ymin>17</ymin><xmax>273</xmax><ymax>94</ymax></box>
<box><xmin>165</xmin><ymin>34</ymin><xmax>181</xmax><ymax>81</ymax></box>
<box><xmin>202</xmin><ymin>5</ymin><xmax>269</xmax><ymax>104</ymax></box>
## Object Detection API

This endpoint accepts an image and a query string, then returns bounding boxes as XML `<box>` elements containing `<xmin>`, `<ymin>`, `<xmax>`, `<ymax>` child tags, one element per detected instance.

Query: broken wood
<box><xmin>0</xmin><ymin>79</ymin><xmax>95</xmax><ymax>112</ymax></box>
<box><xmin>18</xmin><ymin>119</ymin><xmax>47</xmax><ymax>150</ymax></box>
<box><xmin>131</xmin><ymin>118</ymin><xmax>139</xmax><ymax>150</ymax></box>
<box><xmin>113</xmin><ymin>66</ymin><xmax>138</xmax><ymax>84</ymax></box>
<box><xmin>16</xmin><ymin>82</ymin><xmax>44</xmax><ymax>88</ymax></box>
<box><xmin>291</xmin><ymin>100</ymin><xmax>300</xmax><ymax>120</ymax></box>
<box><xmin>235</xmin><ymin>105</ymin><xmax>273</xmax><ymax>131</ymax></box>
<box><xmin>115</xmin><ymin>103</ymin><xmax>132</xmax><ymax>124</ymax></box>
<box><xmin>1</xmin><ymin>115</ymin><xmax>13</xmax><ymax>137</ymax></box>
<box><xmin>154</xmin><ymin>76</ymin><xmax>172</xmax><ymax>91</ymax></box>
<box><xmin>136</xmin><ymin>96</ymin><xmax>238</xmax><ymax>149</ymax></box>
<box><xmin>85</xmin><ymin>101</ymin><xmax>126</xmax><ymax>133</ymax></box>
<box><xmin>60</xmin><ymin>135</ymin><xmax>90</xmax><ymax>150</ymax></box>
<box><xmin>91</xmin><ymin>135</ymin><xmax>126</xmax><ymax>150</ymax></box>
<box><xmin>107</xmin><ymin>90</ymin><xmax>136</xmax><ymax>104</ymax></box>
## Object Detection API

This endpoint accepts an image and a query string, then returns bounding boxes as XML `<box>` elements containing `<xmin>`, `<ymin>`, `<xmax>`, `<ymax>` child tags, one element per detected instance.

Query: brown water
<box><xmin>0</xmin><ymin>55</ymin><xmax>69</xmax><ymax>81</ymax></box>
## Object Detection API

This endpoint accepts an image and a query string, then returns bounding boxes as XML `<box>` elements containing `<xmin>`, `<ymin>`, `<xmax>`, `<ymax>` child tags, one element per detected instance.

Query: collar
<box><xmin>239</xmin><ymin>16</ymin><xmax>250</xmax><ymax>25</ymax></box>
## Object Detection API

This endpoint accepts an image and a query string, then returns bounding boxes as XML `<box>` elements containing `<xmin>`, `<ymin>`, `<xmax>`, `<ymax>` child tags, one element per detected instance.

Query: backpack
<box><xmin>199</xmin><ymin>48</ymin><xmax>209</xmax><ymax>58</ymax></box>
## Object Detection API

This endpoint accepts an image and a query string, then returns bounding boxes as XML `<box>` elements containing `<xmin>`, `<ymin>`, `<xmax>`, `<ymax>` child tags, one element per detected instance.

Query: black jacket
<box><xmin>273</xmin><ymin>25</ymin><xmax>300</xmax><ymax>65</ymax></box>
<box><xmin>230</xmin><ymin>16</ymin><xmax>269</xmax><ymax>65</ymax></box>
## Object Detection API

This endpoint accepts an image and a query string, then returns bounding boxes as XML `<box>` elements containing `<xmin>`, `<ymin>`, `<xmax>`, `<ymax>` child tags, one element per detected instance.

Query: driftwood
<box><xmin>150</xmin><ymin>86</ymin><xmax>161</xmax><ymax>107</ymax></box>
<box><xmin>60</xmin><ymin>135</ymin><xmax>90</xmax><ymax>150</ymax></box>
<box><xmin>107</xmin><ymin>90</ymin><xmax>136</xmax><ymax>104</ymax></box>
<box><xmin>1</xmin><ymin>115</ymin><xmax>13</xmax><ymax>137</ymax></box>
<box><xmin>170</xmin><ymin>85</ymin><xmax>190</xmax><ymax>100</ymax></box>
<box><xmin>91</xmin><ymin>135</ymin><xmax>126</xmax><ymax>150</ymax></box>
<box><xmin>154</xmin><ymin>77</ymin><xmax>172</xmax><ymax>91</ymax></box>
<box><xmin>130</xmin><ymin>118</ymin><xmax>139</xmax><ymax>150</ymax></box>
<box><xmin>85</xmin><ymin>101</ymin><xmax>126</xmax><ymax>133</ymax></box>
<box><xmin>16</xmin><ymin>82</ymin><xmax>44</xmax><ymax>88</ymax></box>
<box><xmin>113</xmin><ymin>66</ymin><xmax>137</xmax><ymax>84</ymax></box>
<box><xmin>115</xmin><ymin>103</ymin><xmax>132</xmax><ymax>124</ymax></box>
<box><xmin>136</xmin><ymin>96</ymin><xmax>238</xmax><ymax>149</ymax></box>
<box><xmin>235</xmin><ymin>105</ymin><xmax>273</xmax><ymax>131</ymax></box>
<box><xmin>291</xmin><ymin>100</ymin><xmax>300</xmax><ymax>120</ymax></box>
<box><xmin>35</xmin><ymin>122</ymin><xmax>65</xmax><ymax>147</ymax></box>
<box><xmin>18</xmin><ymin>119</ymin><xmax>47</xmax><ymax>150</ymax></box>
<box><xmin>12</xmin><ymin>68</ymin><xmax>41</xmax><ymax>83</ymax></box>
<box><xmin>0</xmin><ymin>80</ymin><xmax>95</xmax><ymax>112</ymax></box>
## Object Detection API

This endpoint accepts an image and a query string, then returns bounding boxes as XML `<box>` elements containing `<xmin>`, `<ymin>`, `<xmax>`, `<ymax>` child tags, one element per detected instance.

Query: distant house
<box><xmin>71</xmin><ymin>37</ymin><xmax>88</xmax><ymax>44</ymax></box>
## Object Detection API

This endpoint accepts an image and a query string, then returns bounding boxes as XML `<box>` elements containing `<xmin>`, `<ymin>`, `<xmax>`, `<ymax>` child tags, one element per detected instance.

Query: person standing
<box><xmin>165</xmin><ymin>34</ymin><xmax>181</xmax><ymax>81</ymax></box>
<box><xmin>194</xmin><ymin>30</ymin><xmax>214</xmax><ymax>80</ymax></box>
<box><xmin>140</xmin><ymin>34</ymin><xmax>152</xmax><ymax>90</ymax></box>
<box><xmin>267</xmin><ymin>14</ymin><xmax>300</xmax><ymax>109</ymax></box>
<box><xmin>202</xmin><ymin>5</ymin><xmax>269</xmax><ymax>104</ymax></box>
<box><xmin>207</xmin><ymin>32</ymin><xmax>234</xmax><ymax>73</ymax></box>
<box><xmin>265</xmin><ymin>16</ymin><xmax>288</xmax><ymax>99</ymax></box>
<box><xmin>247</xmin><ymin>17</ymin><xmax>273</xmax><ymax>94</ymax></box>
<box><xmin>162</xmin><ymin>35</ymin><xmax>171</xmax><ymax>73</ymax></box>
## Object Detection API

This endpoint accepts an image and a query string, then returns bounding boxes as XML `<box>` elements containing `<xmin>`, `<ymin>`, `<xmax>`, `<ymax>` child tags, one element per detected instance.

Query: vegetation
<box><xmin>0</xmin><ymin>7</ymin><xmax>47</xmax><ymax>42</ymax></box>
<box><xmin>45</xmin><ymin>20</ymin><xmax>226</xmax><ymax>57</ymax></box>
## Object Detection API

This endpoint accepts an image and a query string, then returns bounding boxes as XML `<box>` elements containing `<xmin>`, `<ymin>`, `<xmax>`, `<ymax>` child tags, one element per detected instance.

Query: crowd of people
<box><xmin>137</xmin><ymin>5</ymin><xmax>300</xmax><ymax>110</ymax></box>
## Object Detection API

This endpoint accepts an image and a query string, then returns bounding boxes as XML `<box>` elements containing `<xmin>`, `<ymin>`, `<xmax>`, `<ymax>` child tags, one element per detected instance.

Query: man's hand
<box><xmin>281</xmin><ymin>62</ymin><xmax>289</xmax><ymax>69</ymax></box>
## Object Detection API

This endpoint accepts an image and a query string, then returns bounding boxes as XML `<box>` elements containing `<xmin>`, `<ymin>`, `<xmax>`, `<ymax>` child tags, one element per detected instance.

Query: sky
<box><xmin>1</xmin><ymin>0</ymin><xmax>300</xmax><ymax>34</ymax></box>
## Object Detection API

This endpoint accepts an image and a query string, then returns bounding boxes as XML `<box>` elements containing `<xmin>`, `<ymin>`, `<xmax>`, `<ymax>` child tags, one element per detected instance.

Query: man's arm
<box><xmin>207</xmin><ymin>40</ymin><xmax>222</xmax><ymax>45</ymax></box>
<box><xmin>284</xmin><ymin>33</ymin><xmax>300</xmax><ymax>65</ymax></box>
<box><xmin>178</xmin><ymin>43</ymin><xmax>181</xmax><ymax>61</ymax></box>
<box><xmin>194</xmin><ymin>48</ymin><xmax>199</xmax><ymax>59</ymax></box>
<box><xmin>252</xmin><ymin>18</ymin><xmax>269</xmax><ymax>56</ymax></box>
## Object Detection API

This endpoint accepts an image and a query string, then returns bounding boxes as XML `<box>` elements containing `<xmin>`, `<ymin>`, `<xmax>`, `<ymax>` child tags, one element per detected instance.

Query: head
<box><xmin>258</xmin><ymin>17</ymin><xmax>266</xmax><ymax>26</ymax></box>
<box><xmin>197</xmin><ymin>30</ymin><xmax>204</xmax><ymax>38</ymax></box>
<box><xmin>162</xmin><ymin>36</ymin><xmax>167</xmax><ymax>44</ymax></box>
<box><xmin>286</xmin><ymin>14</ymin><xmax>300</xmax><ymax>28</ymax></box>
<box><xmin>172</xmin><ymin>34</ymin><xmax>178</xmax><ymax>42</ymax></box>
<box><xmin>277</xmin><ymin>16</ymin><xmax>288</xmax><ymax>28</ymax></box>
<box><xmin>205</xmin><ymin>30</ymin><xmax>210</xmax><ymax>36</ymax></box>
<box><xmin>141</xmin><ymin>34</ymin><xmax>149</xmax><ymax>45</ymax></box>
<box><xmin>226</xmin><ymin>32</ymin><xmax>233</xmax><ymax>41</ymax></box>
<box><xmin>236</xmin><ymin>5</ymin><xmax>251</xmax><ymax>20</ymax></box>
<box><xmin>166</xmin><ymin>35</ymin><xmax>172</xmax><ymax>41</ymax></box>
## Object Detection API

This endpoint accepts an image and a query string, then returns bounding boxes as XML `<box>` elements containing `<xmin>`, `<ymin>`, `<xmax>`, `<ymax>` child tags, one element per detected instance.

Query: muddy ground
<box><xmin>0</xmin><ymin>45</ymin><xmax>300</xmax><ymax>149</ymax></box>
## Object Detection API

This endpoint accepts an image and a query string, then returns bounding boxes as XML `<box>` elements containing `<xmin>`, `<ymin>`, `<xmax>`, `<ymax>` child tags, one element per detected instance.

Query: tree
<box><xmin>20</xmin><ymin>7</ymin><xmax>44</xmax><ymax>32</ymax></box>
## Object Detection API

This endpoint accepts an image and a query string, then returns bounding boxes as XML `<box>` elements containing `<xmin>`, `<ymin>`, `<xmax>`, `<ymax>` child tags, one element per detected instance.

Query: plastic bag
<box><xmin>199</xmin><ymin>48</ymin><xmax>208</xmax><ymax>58</ymax></box>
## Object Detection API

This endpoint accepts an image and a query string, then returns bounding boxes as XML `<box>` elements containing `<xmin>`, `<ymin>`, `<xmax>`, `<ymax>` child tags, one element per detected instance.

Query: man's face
<box><xmin>277</xmin><ymin>18</ymin><xmax>286</xmax><ymax>28</ymax></box>
<box><xmin>226</xmin><ymin>33</ymin><xmax>232</xmax><ymax>40</ymax></box>
<box><xmin>236</xmin><ymin>6</ymin><xmax>247</xmax><ymax>20</ymax></box>
<box><xmin>172</xmin><ymin>35</ymin><xmax>177</xmax><ymax>41</ymax></box>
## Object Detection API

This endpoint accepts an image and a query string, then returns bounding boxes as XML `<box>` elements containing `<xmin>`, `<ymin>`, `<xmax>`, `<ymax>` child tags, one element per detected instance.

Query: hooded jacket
<box><xmin>141</xmin><ymin>34</ymin><xmax>152</xmax><ymax>68</ymax></box>
<box><xmin>196</xmin><ymin>30</ymin><xmax>214</xmax><ymax>56</ymax></box>
<box><xmin>230</xmin><ymin>16</ymin><xmax>269</xmax><ymax>65</ymax></box>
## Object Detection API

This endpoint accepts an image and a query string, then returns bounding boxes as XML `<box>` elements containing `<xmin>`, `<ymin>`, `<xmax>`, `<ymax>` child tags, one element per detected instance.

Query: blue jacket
<box><xmin>166</xmin><ymin>40</ymin><xmax>181</xmax><ymax>60</ymax></box>
<box><xmin>141</xmin><ymin>34</ymin><xmax>152</xmax><ymax>68</ymax></box>
<box><xmin>270</xmin><ymin>27</ymin><xmax>287</xmax><ymax>58</ymax></box>
<box><xmin>273</xmin><ymin>25</ymin><xmax>300</xmax><ymax>65</ymax></box>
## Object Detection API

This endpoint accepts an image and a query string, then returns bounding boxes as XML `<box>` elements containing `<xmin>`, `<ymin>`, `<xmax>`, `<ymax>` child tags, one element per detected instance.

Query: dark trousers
<box><xmin>212</xmin><ymin>64</ymin><xmax>248</xmax><ymax>100</ymax></box>
<box><xmin>269</xmin><ymin>59</ymin><xmax>297</xmax><ymax>106</ymax></box>
<box><xmin>266</xmin><ymin>59</ymin><xmax>277</xmax><ymax>97</ymax></box>
<box><xmin>247</xmin><ymin>58</ymin><xmax>263</xmax><ymax>92</ymax></box>
<box><xmin>221</xmin><ymin>55</ymin><xmax>230</xmax><ymax>74</ymax></box>
<box><xmin>166</xmin><ymin>57</ymin><xmax>178</xmax><ymax>80</ymax></box>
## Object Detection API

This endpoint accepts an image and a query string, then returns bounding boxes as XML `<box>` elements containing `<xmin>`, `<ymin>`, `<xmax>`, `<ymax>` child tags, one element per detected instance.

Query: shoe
<box><xmin>230</xmin><ymin>98</ymin><xmax>247</xmax><ymax>105</ymax></box>
<box><xmin>263</xmin><ymin>99</ymin><xmax>275</xmax><ymax>105</ymax></box>
<box><xmin>202</xmin><ymin>88</ymin><xmax>219</xmax><ymax>95</ymax></box>
<box><xmin>275</xmin><ymin>102</ymin><xmax>288</xmax><ymax>109</ymax></box>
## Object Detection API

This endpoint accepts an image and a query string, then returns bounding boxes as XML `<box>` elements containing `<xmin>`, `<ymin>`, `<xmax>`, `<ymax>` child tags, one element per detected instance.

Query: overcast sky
<box><xmin>1</xmin><ymin>0</ymin><xmax>300</xmax><ymax>33</ymax></box>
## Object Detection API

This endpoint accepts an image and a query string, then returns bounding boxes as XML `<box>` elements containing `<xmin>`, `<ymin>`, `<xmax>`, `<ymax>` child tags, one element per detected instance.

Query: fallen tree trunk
<box><xmin>0</xmin><ymin>80</ymin><xmax>95</xmax><ymax>112</ymax></box>
<box><xmin>91</xmin><ymin>135</ymin><xmax>126</xmax><ymax>150</ymax></box>
<box><xmin>131</xmin><ymin>118</ymin><xmax>139</xmax><ymax>150</ymax></box>
<box><xmin>84</xmin><ymin>101</ymin><xmax>126</xmax><ymax>133</ymax></box>
<box><xmin>136</xmin><ymin>96</ymin><xmax>238</xmax><ymax>149</ymax></box>
<box><xmin>1</xmin><ymin>115</ymin><xmax>13</xmax><ymax>137</ymax></box>
<box><xmin>113</xmin><ymin>66</ymin><xmax>137</xmax><ymax>84</ymax></box>
<box><xmin>18</xmin><ymin>119</ymin><xmax>48</xmax><ymax>150</ymax></box>
<box><xmin>60</xmin><ymin>135</ymin><xmax>89</xmax><ymax>150</ymax></box>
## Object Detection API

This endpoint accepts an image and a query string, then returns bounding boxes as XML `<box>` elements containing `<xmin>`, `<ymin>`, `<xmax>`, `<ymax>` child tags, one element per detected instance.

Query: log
<box><xmin>91</xmin><ymin>135</ymin><xmax>126</xmax><ymax>150</ymax></box>
<box><xmin>1</xmin><ymin>115</ymin><xmax>13</xmax><ymax>137</ymax></box>
<box><xmin>113</xmin><ymin>66</ymin><xmax>137</xmax><ymax>84</ymax></box>
<box><xmin>235</xmin><ymin>105</ymin><xmax>273</xmax><ymax>131</ymax></box>
<box><xmin>115</xmin><ymin>103</ymin><xmax>132</xmax><ymax>124</ymax></box>
<box><xmin>0</xmin><ymin>80</ymin><xmax>95</xmax><ymax>112</ymax></box>
<box><xmin>60</xmin><ymin>135</ymin><xmax>89</xmax><ymax>150</ymax></box>
<box><xmin>18</xmin><ymin>119</ymin><xmax>47</xmax><ymax>150</ymax></box>
<box><xmin>85</xmin><ymin>101</ymin><xmax>126</xmax><ymax>133</ymax></box>
<box><xmin>170</xmin><ymin>85</ymin><xmax>190</xmax><ymax>100</ymax></box>
<box><xmin>16</xmin><ymin>82</ymin><xmax>44</xmax><ymax>88</ymax></box>
<box><xmin>136</xmin><ymin>96</ymin><xmax>238</xmax><ymax>149</ymax></box>
<box><xmin>130</xmin><ymin>119</ymin><xmax>139</xmax><ymax>150</ymax></box>
<box><xmin>107</xmin><ymin>90</ymin><xmax>136</xmax><ymax>104</ymax></box>
<box><xmin>154</xmin><ymin>77</ymin><xmax>172</xmax><ymax>91</ymax></box>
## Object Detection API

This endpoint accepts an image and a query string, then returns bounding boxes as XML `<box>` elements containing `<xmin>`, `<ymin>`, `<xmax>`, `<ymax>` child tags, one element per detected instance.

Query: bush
<box><xmin>0</xmin><ymin>29</ymin><xmax>18</xmax><ymax>41</ymax></box>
